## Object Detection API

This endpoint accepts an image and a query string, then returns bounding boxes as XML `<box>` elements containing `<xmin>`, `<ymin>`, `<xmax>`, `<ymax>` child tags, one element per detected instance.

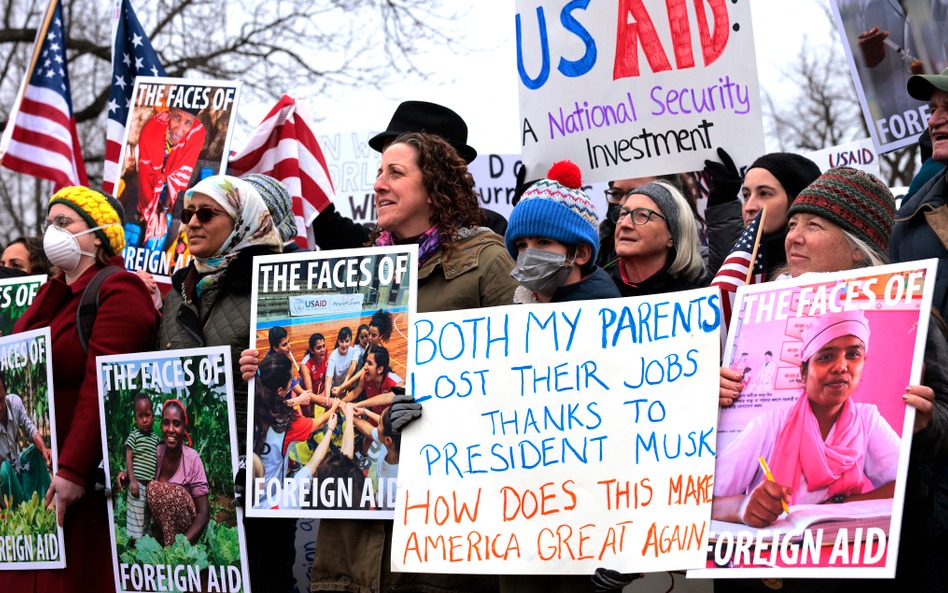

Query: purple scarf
<box><xmin>376</xmin><ymin>225</ymin><xmax>441</xmax><ymax>266</ymax></box>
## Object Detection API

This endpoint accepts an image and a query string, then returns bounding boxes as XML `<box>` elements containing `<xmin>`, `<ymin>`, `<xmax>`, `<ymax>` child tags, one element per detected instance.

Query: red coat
<box><xmin>3</xmin><ymin>257</ymin><xmax>158</xmax><ymax>592</ymax></box>
<box><xmin>137</xmin><ymin>110</ymin><xmax>206</xmax><ymax>241</ymax></box>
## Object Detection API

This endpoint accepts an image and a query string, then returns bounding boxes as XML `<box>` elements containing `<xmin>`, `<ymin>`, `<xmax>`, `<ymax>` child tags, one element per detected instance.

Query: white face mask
<box><xmin>43</xmin><ymin>224</ymin><xmax>111</xmax><ymax>273</ymax></box>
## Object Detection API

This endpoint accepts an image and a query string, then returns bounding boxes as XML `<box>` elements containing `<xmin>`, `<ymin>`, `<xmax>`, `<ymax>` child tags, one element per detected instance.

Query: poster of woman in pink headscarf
<box><xmin>692</xmin><ymin>261</ymin><xmax>936</xmax><ymax>579</ymax></box>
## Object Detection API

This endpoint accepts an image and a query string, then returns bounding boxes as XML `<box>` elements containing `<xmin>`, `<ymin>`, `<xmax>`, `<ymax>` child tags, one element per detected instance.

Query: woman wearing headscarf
<box><xmin>4</xmin><ymin>187</ymin><xmax>158</xmax><ymax>592</ymax></box>
<box><xmin>149</xmin><ymin>399</ymin><xmax>210</xmax><ymax>546</ymax></box>
<box><xmin>714</xmin><ymin>308</ymin><xmax>900</xmax><ymax>523</ymax></box>
<box><xmin>157</xmin><ymin>175</ymin><xmax>286</xmax><ymax>592</ymax></box>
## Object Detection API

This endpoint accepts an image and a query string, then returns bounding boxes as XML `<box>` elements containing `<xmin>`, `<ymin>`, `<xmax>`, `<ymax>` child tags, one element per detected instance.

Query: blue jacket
<box><xmin>888</xmin><ymin>169</ymin><xmax>948</xmax><ymax>318</ymax></box>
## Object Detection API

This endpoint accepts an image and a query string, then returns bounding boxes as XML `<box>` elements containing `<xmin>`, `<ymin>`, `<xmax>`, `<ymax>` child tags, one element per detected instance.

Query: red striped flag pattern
<box><xmin>103</xmin><ymin>0</ymin><xmax>165</xmax><ymax>195</ymax></box>
<box><xmin>711</xmin><ymin>209</ymin><xmax>766</xmax><ymax>335</ymax></box>
<box><xmin>0</xmin><ymin>0</ymin><xmax>87</xmax><ymax>190</ymax></box>
<box><xmin>229</xmin><ymin>95</ymin><xmax>335</xmax><ymax>248</ymax></box>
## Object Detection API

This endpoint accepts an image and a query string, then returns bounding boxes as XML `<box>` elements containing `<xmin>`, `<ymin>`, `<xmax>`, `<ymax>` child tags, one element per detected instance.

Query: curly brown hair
<box><xmin>367</xmin><ymin>132</ymin><xmax>486</xmax><ymax>262</ymax></box>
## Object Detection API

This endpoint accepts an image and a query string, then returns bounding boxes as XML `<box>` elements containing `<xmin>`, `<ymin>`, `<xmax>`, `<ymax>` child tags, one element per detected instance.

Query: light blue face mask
<box><xmin>510</xmin><ymin>248</ymin><xmax>576</xmax><ymax>297</ymax></box>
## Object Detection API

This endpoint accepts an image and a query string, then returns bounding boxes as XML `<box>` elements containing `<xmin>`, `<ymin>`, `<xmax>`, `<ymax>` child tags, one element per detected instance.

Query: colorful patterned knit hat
<box><xmin>243</xmin><ymin>174</ymin><xmax>298</xmax><ymax>244</ymax></box>
<box><xmin>505</xmin><ymin>161</ymin><xmax>600</xmax><ymax>266</ymax></box>
<box><xmin>788</xmin><ymin>166</ymin><xmax>895</xmax><ymax>256</ymax></box>
<box><xmin>48</xmin><ymin>186</ymin><xmax>126</xmax><ymax>257</ymax></box>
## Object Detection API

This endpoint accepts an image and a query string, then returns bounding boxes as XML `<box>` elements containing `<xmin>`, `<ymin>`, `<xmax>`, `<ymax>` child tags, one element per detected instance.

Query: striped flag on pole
<box><xmin>0</xmin><ymin>0</ymin><xmax>87</xmax><ymax>190</ymax></box>
<box><xmin>103</xmin><ymin>0</ymin><xmax>165</xmax><ymax>195</ymax></box>
<box><xmin>711</xmin><ymin>209</ymin><xmax>767</xmax><ymax>336</ymax></box>
<box><xmin>229</xmin><ymin>95</ymin><xmax>335</xmax><ymax>249</ymax></box>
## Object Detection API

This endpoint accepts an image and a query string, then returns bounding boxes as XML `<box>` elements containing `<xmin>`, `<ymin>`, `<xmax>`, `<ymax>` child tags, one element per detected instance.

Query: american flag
<box><xmin>0</xmin><ymin>0</ymin><xmax>87</xmax><ymax>190</ymax></box>
<box><xmin>711</xmin><ymin>209</ymin><xmax>767</xmax><ymax>334</ymax></box>
<box><xmin>102</xmin><ymin>0</ymin><xmax>165</xmax><ymax>195</ymax></box>
<box><xmin>229</xmin><ymin>95</ymin><xmax>335</xmax><ymax>248</ymax></box>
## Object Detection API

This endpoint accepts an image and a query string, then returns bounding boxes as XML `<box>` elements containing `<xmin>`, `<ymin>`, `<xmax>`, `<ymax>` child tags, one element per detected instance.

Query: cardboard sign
<box><xmin>113</xmin><ymin>77</ymin><xmax>242</xmax><ymax>283</ymax></box>
<box><xmin>805</xmin><ymin>138</ymin><xmax>881</xmax><ymax>178</ymax></box>
<box><xmin>516</xmin><ymin>0</ymin><xmax>765</xmax><ymax>183</ymax></box>
<box><xmin>393</xmin><ymin>288</ymin><xmax>721</xmax><ymax>574</ymax></box>
<box><xmin>830</xmin><ymin>1</ymin><xmax>946</xmax><ymax>154</ymax></box>
<box><xmin>97</xmin><ymin>346</ymin><xmax>250</xmax><ymax>593</ymax></box>
<box><xmin>691</xmin><ymin>260</ymin><xmax>936</xmax><ymax>579</ymax></box>
<box><xmin>0</xmin><ymin>328</ymin><xmax>63</xmax><ymax>569</ymax></box>
<box><xmin>247</xmin><ymin>246</ymin><xmax>418</xmax><ymax>519</ymax></box>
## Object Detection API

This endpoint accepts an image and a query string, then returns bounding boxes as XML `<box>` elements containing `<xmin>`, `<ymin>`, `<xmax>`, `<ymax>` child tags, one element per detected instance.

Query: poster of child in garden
<box><xmin>0</xmin><ymin>327</ymin><xmax>62</xmax><ymax>569</ymax></box>
<box><xmin>97</xmin><ymin>346</ymin><xmax>249</xmax><ymax>592</ymax></box>
<box><xmin>246</xmin><ymin>245</ymin><xmax>417</xmax><ymax>519</ymax></box>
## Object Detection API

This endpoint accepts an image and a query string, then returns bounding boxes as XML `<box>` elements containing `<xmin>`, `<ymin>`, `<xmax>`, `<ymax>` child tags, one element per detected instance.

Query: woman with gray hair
<box><xmin>606</xmin><ymin>180</ymin><xmax>708</xmax><ymax>297</ymax></box>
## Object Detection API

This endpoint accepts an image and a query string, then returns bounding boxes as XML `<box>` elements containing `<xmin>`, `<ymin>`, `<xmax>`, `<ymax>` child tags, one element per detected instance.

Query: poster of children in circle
<box><xmin>246</xmin><ymin>246</ymin><xmax>417</xmax><ymax>519</ymax></box>
<box><xmin>691</xmin><ymin>260</ymin><xmax>938</xmax><ymax>579</ymax></box>
<box><xmin>97</xmin><ymin>346</ymin><xmax>250</xmax><ymax>592</ymax></box>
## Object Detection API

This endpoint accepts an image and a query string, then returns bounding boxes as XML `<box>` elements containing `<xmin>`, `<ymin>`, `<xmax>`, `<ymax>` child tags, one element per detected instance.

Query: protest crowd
<box><xmin>5</xmin><ymin>1</ymin><xmax>948</xmax><ymax>593</ymax></box>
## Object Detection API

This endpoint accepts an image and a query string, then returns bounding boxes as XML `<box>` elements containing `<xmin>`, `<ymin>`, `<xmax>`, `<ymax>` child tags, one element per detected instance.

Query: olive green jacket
<box><xmin>311</xmin><ymin>228</ymin><xmax>515</xmax><ymax>593</ymax></box>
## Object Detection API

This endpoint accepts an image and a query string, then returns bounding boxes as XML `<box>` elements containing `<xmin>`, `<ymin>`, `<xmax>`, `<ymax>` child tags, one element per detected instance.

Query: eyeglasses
<box><xmin>610</xmin><ymin>206</ymin><xmax>666</xmax><ymax>225</ymax></box>
<box><xmin>180</xmin><ymin>205</ymin><xmax>226</xmax><ymax>224</ymax></box>
<box><xmin>43</xmin><ymin>215</ymin><xmax>79</xmax><ymax>232</ymax></box>
<box><xmin>604</xmin><ymin>188</ymin><xmax>627</xmax><ymax>203</ymax></box>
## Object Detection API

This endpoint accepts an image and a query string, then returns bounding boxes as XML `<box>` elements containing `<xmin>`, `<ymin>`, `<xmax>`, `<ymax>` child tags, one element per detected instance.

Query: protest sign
<box><xmin>691</xmin><ymin>260</ymin><xmax>936</xmax><ymax>579</ymax></box>
<box><xmin>392</xmin><ymin>288</ymin><xmax>721</xmax><ymax>574</ymax></box>
<box><xmin>805</xmin><ymin>138</ymin><xmax>881</xmax><ymax>179</ymax></box>
<box><xmin>467</xmin><ymin>153</ymin><xmax>611</xmax><ymax>221</ymax></box>
<box><xmin>113</xmin><ymin>77</ymin><xmax>242</xmax><ymax>283</ymax></box>
<box><xmin>0</xmin><ymin>328</ymin><xmax>62</xmax><ymax>569</ymax></box>
<box><xmin>515</xmin><ymin>0</ymin><xmax>765</xmax><ymax>183</ymax></box>
<box><xmin>318</xmin><ymin>130</ymin><xmax>380</xmax><ymax>229</ymax></box>
<box><xmin>0</xmin><ymin>275</ymin><xmax>44</xmax><ymax>336</ymax></box>
<box><xmin>97</xmin><ymin>346</ymin><xmax>250</xmax><ymax>592</ymax></box>
<box><xmin>830</xmin><ymin>1</ymin><xmax>946</xmax><ymax>154</ymax></box>
<box><xmin>246</xmin><ymin>246</ymin><xmax>417</xmax><ymax>519</ymax></box>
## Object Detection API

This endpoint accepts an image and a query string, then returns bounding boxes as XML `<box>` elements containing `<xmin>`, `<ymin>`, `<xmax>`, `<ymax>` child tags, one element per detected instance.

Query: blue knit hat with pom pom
<box><xmin>505</xmin><ymin>160</ymin><xmax>600</xmax><ymax>267</ymax></box>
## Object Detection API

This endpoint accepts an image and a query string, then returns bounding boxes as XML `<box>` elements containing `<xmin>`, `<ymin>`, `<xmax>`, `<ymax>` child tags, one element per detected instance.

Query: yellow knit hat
<box><xmin>48</xmin><ymin>187</ymin><xmax>126</xmax><ymax>257</ymax></box>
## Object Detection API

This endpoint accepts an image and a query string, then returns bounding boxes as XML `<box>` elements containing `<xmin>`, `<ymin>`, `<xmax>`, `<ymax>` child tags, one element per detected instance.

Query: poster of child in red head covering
<box><xmin>690</xmin><ymin>260</ymin><xmax>938</xmax><ymax>579</ymax></box>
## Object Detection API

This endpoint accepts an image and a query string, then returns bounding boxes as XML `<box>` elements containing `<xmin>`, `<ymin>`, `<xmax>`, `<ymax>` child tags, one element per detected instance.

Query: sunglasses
<box><xmin>180</xmin><ymin>205</ymin><xmax>226</xmax><ymax>224</ymax></box>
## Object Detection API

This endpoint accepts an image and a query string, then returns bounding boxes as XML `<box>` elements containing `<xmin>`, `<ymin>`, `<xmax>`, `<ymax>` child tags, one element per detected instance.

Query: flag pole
<box><xmin>744</xmin><ymin>206</ymin><xmax>767</xmax><ymax>286</ymax></box>
<box><xmin>0</xmin><ymin>0</ymin><xmax>60</xmax><ymax>165</ymax></box>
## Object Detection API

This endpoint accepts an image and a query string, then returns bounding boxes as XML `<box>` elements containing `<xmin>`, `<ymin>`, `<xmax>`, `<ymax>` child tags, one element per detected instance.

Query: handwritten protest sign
<box><xmin>247</xmin><ymin>246</ymin><xmax>417</xmax><ymax>519</ymax></box>
<box><xmin>516</xmin><ymin>0</ymin><xmax>765</xmax><ymax>183</ymax></box>
<box><xmin>691</xmin><ymin>260</ymin><xmax>936</xmax><ymax>579</ymax></box>
<box><xmin>97</xmin><ymin>346</ymin><xmax>250</xmax><ymax>592</ymax></box>
<box><xmin>114</xmin><ymin>77</ymin><xmax>241</xmax><ymax>283</ymax></box>
<box><xmin>805</xmin><ymin>138</ymin><xmax>880</xmax><ymax>179</ymax></box>
<box><xmin>467</xmin><ymin>153</ymin><xmax>611</xmax><ymax>221</ymax></box>
<box><xmin>830</xmin><ymin>1</ymin><xmax>944</xmax><ymax>154</ymax></box>
<box><xmin>318</xmin><ymin>130</ymin><xmax>381</xmax><ymax>229</ymax></box>
<box><xmin>0</xmin><ymin>328</ymin><xmax>63</xmax><ymax>570</ymax></box>
<box><xmin>393</xmin><ymin>288</ymin><xmax>720</xmax><ymax>574</ymax></box>
<box><xmin>0</xmin><ymin>275</ymin><xmax>43</xmax><ymax>336</ymax></box>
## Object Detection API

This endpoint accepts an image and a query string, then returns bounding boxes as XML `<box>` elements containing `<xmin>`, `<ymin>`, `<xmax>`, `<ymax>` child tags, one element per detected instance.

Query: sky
<box><xmin>233</xmin><ymin>0</ymin><xmax>843</xmax><ymax>157</ymax></box>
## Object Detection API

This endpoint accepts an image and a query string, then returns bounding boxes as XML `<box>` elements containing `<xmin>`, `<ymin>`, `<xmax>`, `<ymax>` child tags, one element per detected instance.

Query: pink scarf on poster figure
<box><xmin>770</xmin><ymin>309</ymin><xmax>874</xmax><ymax>505</ymax></box>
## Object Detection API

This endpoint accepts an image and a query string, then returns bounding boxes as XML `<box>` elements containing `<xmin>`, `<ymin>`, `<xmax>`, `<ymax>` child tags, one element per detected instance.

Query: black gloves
<box><xmin>703</xmin><ymin>147</ymin><xmax>742</xmax><ymax>209</ymax></box>
<box><xmin>390</xmin><ymin>386</ymin><xmax>422</xmax><ymax>434</ymax></box>
<box><xmin>590</xmin><ymin>567</ymin><xmax>641</xmax><ymax>592</ymax></box>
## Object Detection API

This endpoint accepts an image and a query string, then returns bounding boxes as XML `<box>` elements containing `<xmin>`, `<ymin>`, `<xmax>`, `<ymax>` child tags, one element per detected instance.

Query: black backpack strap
<box><xmin>77</xmin><ymin>266</ymin><xmax>124</xmax><ymax>355</ymax></box>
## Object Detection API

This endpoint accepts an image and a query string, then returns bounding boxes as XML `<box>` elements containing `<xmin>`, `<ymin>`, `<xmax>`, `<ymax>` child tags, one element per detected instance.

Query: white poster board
<box><xmin>805</xmin><ymin>138</ymin><xmax>881</xmax><ymax>179</ymax></box>
<box><xmin>691</xmin><ymin>261</ymin><xmax>936</xmax><ymax>578</ymax></box>
<box><xmin>393</xmin><ymin>288</ymin><xmax>721</xmax><ymax>574</ymax></box>
<box><xmin>516</xmin><ymin>0</ymin><xmax>765</xmax><ymax>183</ymax></box>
